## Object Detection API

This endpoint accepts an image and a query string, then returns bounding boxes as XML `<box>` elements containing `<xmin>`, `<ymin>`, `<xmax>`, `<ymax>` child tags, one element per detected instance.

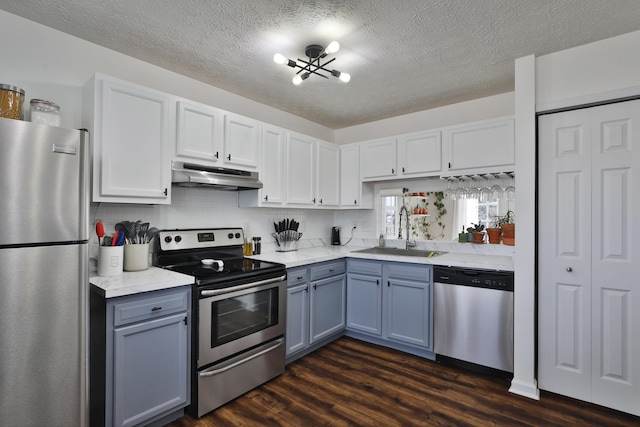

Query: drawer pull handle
<box><xmin>151</xmin><ymin>306</ymin><xmax>162</xmax><ymax>312</ymax></box>
<box><xmin>297</xmin><ymin>276</ymin><xmax>304</xmax><ymax>280</ymax></box>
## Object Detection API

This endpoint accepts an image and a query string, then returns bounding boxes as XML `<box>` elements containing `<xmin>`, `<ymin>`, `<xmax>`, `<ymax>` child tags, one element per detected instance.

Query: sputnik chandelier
<box><xmin>273</xmin><ymin>41</ymin><xmax>351</xmax><ymax>85</ymax></box>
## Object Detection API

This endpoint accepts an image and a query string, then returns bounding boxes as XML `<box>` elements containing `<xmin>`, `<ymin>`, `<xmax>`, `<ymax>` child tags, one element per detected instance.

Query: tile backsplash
<box><xmin>90</xmin><ymin>186</ymin><xmax>374</xmax><ymax>257</ymax></box>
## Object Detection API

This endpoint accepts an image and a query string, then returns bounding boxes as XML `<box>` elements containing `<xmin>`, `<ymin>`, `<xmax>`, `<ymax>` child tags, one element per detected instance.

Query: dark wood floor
<box><xmin>167</xmin><ymin>337</ymin><xmax>640</xmax><ymax>426</ymax></box>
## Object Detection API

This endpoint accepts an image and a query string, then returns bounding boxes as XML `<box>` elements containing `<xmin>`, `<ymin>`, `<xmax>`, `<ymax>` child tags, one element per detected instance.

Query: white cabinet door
<box><xmin>286</xmin><ymin>132</ymin><xmax>316</xmax><ymax>205</ymax></box>
<box><xmin>398</xmin><ymin>130</ymin><xmax>441</xmax><ymax>177</ymax></box>
<box><xmin>88</xmin><ymin>75</ymin><xmax>173</xmax><ymax>204</ymax></box>
<box><xmin>538</xmin><ymin>100</ymin><xmax>640</xmax><ymax>416</ymax></box>
<box><xmin>361</xmin><ymin>137</ymin><xmax>397</xmax><ymax>180</ymax></box>
<box><xmin>223</xmin><ymin>113</ymin><xmax>260</xmax><ymax>170</ymax></box>
<box><xmin>316</xmin><ymin>141</ymin><xmax>340</xmax><ymax>207</ymax></box>
<box><xmin>175</xmin><ymin>99</ymin><xmax>223</xmax><ymax>163</ymax></box>
<box><xmin>340</xmin><ymin>144</ymin><xmax>361</xmax><ymax>207</ymax></box>
<box><xmin>443</xmin><ymin>117</ymin><xmax>514</xmax><ymax>176</ymax></box>
<box><xmin>259</xmin><ymin>124</ymin><xmax>286</xmax><ymax>205</ymax></box>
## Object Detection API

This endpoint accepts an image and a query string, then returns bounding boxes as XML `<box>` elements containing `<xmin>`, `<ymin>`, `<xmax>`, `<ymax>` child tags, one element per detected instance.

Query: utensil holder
<box><xmin>124</xmin><ymin>243</ymin><xmax>149</xmax><ymax>271</ymax></box>
<box><xmin>98</xmin><ymin>245</ymin><xmax>124</xmax><ymax>276</ymax></box>
<box><xmin>272</xmin><ymin>231</ymin><xmax>303</xmax><ymax>252</ymax></box>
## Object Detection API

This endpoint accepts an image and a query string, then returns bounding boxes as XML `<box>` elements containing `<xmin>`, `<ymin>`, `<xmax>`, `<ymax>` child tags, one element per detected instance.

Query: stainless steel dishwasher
<box><xmin>434</xmin><ymin>266</ymin><xmax>514</xmax><ymax>375</ymax></box>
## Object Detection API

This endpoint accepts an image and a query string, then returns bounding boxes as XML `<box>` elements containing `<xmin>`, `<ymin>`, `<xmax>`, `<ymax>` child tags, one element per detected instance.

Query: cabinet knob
<box><xmin>376</xmin><ymin>279</ymin><xmax>379</xmax><ymax>286</ymax></box>
<box><xmin>566</xmin><ymin>267</ymin><xmax>573</xmax><ymax>272</ymax></box>
<box><xmin>297</xmin><ymin>276</ymin><xmax>304</xmax><ymax>280</ymax></box>
<box><xmin>214</xmin><ymin>151</ymin><xmax>219</xmax><ymax>159</ymax></box>
<box><xmin>402</xmin><ymin>167</ymin><xmax>405</xmax><ymax>173</ymax></box>
<box><xmin>164</xmin><ymin>188</ymin><xmax>168</xmax><ymax>196</ymax></box>
<box><xmin>264</xmin><ymin>195</ymin><xmax>268</xmax><ymax>201</ymax></box>
<box><xmin>354</xmin><ymin>199</ymin><xmax>357</xmax><ymax>205</ymax></box>
<box><xmin>319</xmin><ymin>199</ymin><xmax>323</xmax><ymax>204</ymax></box>
<box><xmin>313</xmin><ymin>284</ymin><xmax>317</xmax><ymax>290</ymax></box>
<box><xmin>305</xmin><ymin>286</ymin><xmax>309</xmax><ymax>293</ymax></box>
<box><xmin>387</xmin><ymin>281</ymin><xmax>390</xmax><ymax>287</ymax></box>
<box><xmin>391</xmin><ymin>168</ymin><xmax>395</xmax><ymax>174</ymax></box>
<box><xmin>313</xmin><ymin>198</ymin><xmax>316</xmax><ymax>203</ymax></box>
<box><xmin>227</xmin><ymin>154</ymin><xmax>231</xmax><ymax>161</ymax></box>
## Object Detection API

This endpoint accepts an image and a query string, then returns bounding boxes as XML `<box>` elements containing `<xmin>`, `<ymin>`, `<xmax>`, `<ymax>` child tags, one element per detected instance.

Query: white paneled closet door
<box><xmin>538</xmin><ymin>99</ymin><xmax>640</xmax><ymax>416</ymax></box>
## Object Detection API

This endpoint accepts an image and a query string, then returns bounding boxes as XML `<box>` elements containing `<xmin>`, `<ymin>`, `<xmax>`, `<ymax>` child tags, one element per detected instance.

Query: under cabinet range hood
<box><xmin>172</xmin><ymin>161</ymin><xmax>263</xmax><ymax>191</ymax></box>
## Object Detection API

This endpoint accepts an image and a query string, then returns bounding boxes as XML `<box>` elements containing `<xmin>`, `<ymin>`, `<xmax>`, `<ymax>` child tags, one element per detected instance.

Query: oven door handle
<box><xmin>200</xmin><ymin>274</ymin><xmax>286</xmax><ymax>297</ymax></box>
<box><xmin>198</xmin><ymin>338</ymin><xmax>284</xmax><ymax>377</ymax></box>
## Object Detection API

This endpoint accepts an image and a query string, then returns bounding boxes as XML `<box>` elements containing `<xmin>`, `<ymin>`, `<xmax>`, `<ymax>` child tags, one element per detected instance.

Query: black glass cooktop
<box><xmin>162</xmin><ymin>256</ymin><xmax>285</xmax><ymax>287</ymax></box>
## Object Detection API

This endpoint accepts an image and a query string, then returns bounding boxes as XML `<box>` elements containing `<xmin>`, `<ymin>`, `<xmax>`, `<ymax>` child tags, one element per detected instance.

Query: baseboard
<box><xmin>509</xmin><ymin>378</ymin><xmax>540</xmax><ymax>400</ymax></box>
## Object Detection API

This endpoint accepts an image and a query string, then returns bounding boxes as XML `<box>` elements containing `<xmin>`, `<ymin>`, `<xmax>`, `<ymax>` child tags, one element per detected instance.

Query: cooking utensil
<box><xmin>116</xmin><ymin>231</ymin><xmax>125</xmax><ymax>246</ymax></box>
<box><xmin>96</xmin><ymin>221</ymin><xmax>105</xmax><ymax>245</ymax></box>
<box><xmin>111</xmin><ymin>231</ymin><xmax>119</xmax><ymax>246</ymax></box>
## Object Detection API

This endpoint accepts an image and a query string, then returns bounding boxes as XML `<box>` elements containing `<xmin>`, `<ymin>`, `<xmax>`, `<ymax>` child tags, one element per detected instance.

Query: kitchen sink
<box><xmin>353</xmin><ymin>247</ymin><xmax>447</xmax><ymax>258</ymax></box>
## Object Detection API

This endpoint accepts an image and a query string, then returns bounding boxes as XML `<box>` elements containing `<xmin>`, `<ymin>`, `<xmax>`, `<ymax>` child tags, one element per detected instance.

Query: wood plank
<box><xmin>167</xmin><ymin>337</ymin><xmax>640</xmax><ymax>426</ymax></box>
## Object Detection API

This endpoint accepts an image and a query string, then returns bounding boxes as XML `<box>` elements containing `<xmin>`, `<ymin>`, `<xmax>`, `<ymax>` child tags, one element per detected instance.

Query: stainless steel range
<box><xmin>154</xmin><ymin>228</ymin><xmax>286</xmax><ymax>418</ymax></box>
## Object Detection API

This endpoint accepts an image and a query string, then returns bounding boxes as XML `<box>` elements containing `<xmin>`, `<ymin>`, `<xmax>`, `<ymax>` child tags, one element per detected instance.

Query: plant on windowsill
<box><xmin>467</xmin><ymin>222</ymin><xmax>485</xmax><ymax>244</ymax></box>
<box><xmin>490</xmin><ymin>210</ymin><xmax>515</xmax><ymax>245</ymax></box>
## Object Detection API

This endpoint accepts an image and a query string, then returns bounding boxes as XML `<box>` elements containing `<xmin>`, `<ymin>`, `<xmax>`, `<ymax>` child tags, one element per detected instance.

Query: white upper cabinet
<box><xmin>340</xmin><ymin>144</ymin><xmax>373</xmax><ymax>208</ymax></box>
<box><xmin>84</xmin><ymin>74</ymin><xmax>173</xmax><ymax>204</ymax></box>
<box><xmin>340</xmin><ymin>144</ymin><xmax>361</xmax><ymax>207</ymax></box>
<box><xmin>397</xmin><ymin>130</ymin><xmax>441</xmax><ymax>177</ymax></box>
<box><xmin>443</xmin><ymin>117</ymin><xmax>515</xmax><ymax>176</ymax></box>
<box><xmin>286</xmin><ymin>132</ymin><xmax>316</xmax><ymax>206</ymax></box>
<box><xmin>258</xmin><ymin>124</ymin><xmax>286</xmax><ymax>205</ymax></box>
<box><xmin>361</xmin><ymin>137</ymin><xmax>397</xmax><ymax>180</ymax></box>
<box><xmin>175</xmin><ymin>99</ymin><xmax>223</xmax><ymax>164</ymax></box>
<box><xmin>316</xmin><ymin>141</ymin><xmax>340</xmax><ymax>207</ymax></box>
<box><xmin>223</xmin><ymin>113</ymin><xmax>260</xmax><ymax>170</ymax></box>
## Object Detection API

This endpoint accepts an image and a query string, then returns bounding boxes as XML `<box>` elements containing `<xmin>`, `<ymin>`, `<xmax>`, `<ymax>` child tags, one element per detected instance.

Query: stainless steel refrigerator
<box><xmin>0</xmin><ymin>117</ymin><xmax>90</xmax><ymax>426</ymax></box>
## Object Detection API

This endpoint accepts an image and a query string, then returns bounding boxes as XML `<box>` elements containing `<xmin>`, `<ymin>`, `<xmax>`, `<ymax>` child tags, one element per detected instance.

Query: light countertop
<box><xmin>249</xmin><ymin>244</ymin><xmax>513</xmax><ymax>271</ymax></box>
<box><xmin>90</xmin><ymin>242</ymin><xmax>513</xmax><ymax>299</ymax></box>
<box><xmin>90</xmin><ymin>267</ymin><xmax>194</xmax><ymax>298</ymax></box>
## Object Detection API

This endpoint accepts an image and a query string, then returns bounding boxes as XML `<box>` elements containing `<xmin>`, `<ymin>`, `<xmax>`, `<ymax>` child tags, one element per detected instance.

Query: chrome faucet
<box><xmin>398</xmin><ymin>205</ymin><xmax>416</xmax><ymax>250</ymax></box>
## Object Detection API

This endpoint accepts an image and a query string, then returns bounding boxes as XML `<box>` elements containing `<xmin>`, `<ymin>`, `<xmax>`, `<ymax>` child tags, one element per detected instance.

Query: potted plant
<box><xmin>467</xmin><ymin>223</ymin><xmax>485</xmax><ymax>244</ymax></box>
<box><xmin>487</xmin><ymin>216</ymin><xmax>503</xmax><ymax>244</ymax></box>
<box><xmin>493</xmin><ymin>210</ymin><xmax>515</xmax><ymax>245</ymax></box>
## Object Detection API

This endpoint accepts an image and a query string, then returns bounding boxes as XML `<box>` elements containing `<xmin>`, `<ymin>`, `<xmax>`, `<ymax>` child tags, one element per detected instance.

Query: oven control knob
<box><xmin>228</xmin><ymin>233</ymin><xmax>234</xmax><ymax>239</ymax></box>
<box><xmin>164</xmin><ymin>236</ymin><xmax>172</xmax><ymax>243</ymax></box>
<box><xmin>175</xmin><ymin>235</ymin><xmax>182</xmax><ymax>243</ymax></box>
<box><xmin>235</xmin><ymin>232</ymin><xmax>241</xmax><ymax>239</ymax></box>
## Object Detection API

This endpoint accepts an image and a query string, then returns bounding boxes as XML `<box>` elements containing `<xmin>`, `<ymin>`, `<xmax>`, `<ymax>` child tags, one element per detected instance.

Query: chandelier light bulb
<box><xmin>273</xmin><ymin>53</ymin><xmax>287</xmax><ymax>64</ymax></box>
<box><xmin>292</xmin><ymin>75</ymin><xmax>302</xmax><ymax>85</ymax></box>
<box><xmin>339</xmin><ymin>72</ymin><xmax>351</xmax><ymax>82</ymax></box>
<box><xmin>325</xmin><ymin>41</ymin><xmax>340</xmax><ymax>54</ymax></box>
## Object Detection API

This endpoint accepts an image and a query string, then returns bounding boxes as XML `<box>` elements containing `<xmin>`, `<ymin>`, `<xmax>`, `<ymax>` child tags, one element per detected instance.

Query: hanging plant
<box><xmin>415</xmin><ymin>191</ymin><xmax>447</xmax><ymax>240</ymax></box>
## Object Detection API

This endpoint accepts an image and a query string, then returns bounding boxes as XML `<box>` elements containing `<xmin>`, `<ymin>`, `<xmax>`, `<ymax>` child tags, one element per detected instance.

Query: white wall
<box><xmin>536</xmin><ymin>29</ymin><xmax>640</xmax><ymax>111</ymax></box>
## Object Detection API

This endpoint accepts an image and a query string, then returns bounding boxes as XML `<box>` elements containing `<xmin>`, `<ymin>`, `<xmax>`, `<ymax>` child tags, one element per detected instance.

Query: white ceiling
<box><xmin>2</xmin><ymin>0</ymin><xmax>640</xmax><ymax>129</ymax></box>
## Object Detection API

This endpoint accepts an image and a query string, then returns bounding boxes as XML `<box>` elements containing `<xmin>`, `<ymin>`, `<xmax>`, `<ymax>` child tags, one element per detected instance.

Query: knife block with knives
<box><xmin>272</xmin><ymin>218</ymin><xmax>302</xmax><ymax>252</ymax></box>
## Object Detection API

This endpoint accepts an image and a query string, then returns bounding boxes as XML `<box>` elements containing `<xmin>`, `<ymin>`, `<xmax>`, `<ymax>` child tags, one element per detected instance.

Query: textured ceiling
<box><xmin>2</xmin><ymin>0</ymin><xmax>640</xmax><ymax>129</ymax></box>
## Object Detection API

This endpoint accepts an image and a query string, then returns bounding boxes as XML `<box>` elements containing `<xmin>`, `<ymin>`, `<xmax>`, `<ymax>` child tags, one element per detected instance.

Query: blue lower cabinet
<box><xmin>286</xmin><ymin>261</ymin><xmax>346</xmax><ymax>361</ymax></box>
<box><xmin>90</xmin><ymin>286</ymin><xmax>192</xmax><ymax>427</ymax></box>
<box><xmin>346</xmin><ymin>259</ymin><xmax>433</xmax><ymax>351</ymax></box>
